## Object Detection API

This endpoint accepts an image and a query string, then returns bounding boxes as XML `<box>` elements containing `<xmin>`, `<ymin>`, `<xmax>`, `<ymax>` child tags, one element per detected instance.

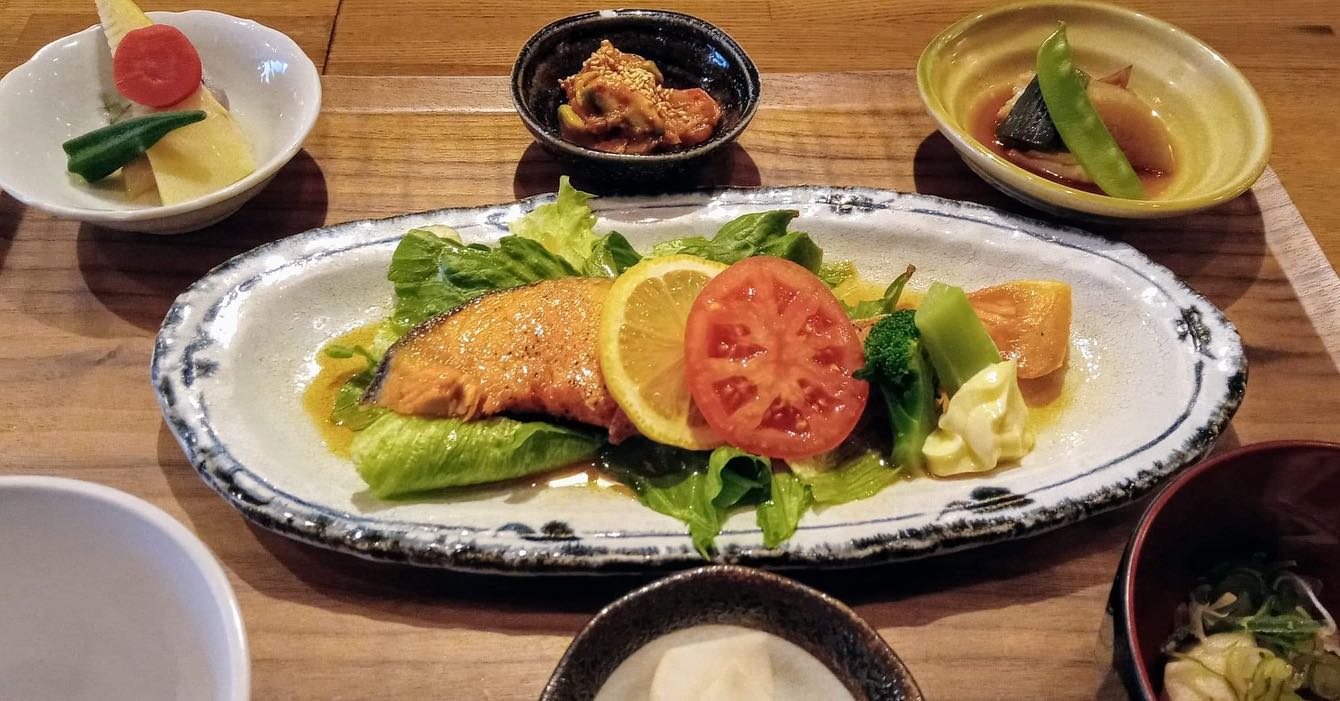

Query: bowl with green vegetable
<box><xmin>0</xmin><ymin>5</ymin><xmax>321</xmax><ymax>233</ymax></box>
<box><xmin>1110</xmin><ymin>441</ymin><xmax>1340</xmax><ymax>700</ymax></box>
<box><xmin>917</xmin><ymin>0</ymin><xmax>1270</xmax><ymax>220</ymax></box>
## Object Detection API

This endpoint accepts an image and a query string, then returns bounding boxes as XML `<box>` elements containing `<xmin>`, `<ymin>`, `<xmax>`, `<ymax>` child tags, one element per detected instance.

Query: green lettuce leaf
<box><xmin>583</xmin><ymin>232</ymin><xmax>642</xmax><ymax>277</ymax></box>
<box><xmin>508</xmin><ymin>176</ymin><xmax>598</xmax><ymax>269</ymax></box>
<box><xmin>708</xmin><ymin>446</ymin><xmax>771</xmax><ymax>510</ymax></box>
<box><xmin>602</xmin><ymin>441</ymin><xmax>776</xmax><ymax>557</ymax></box>
<box><xmin>650</xmin><ymin>236</ymin><xmax>709</xmax><ymax>258</ymax></box>
<box><xmin>802</xmin><ymin>450</ymin><xmax>903</xmax><ymax>505</ymax></box>
<box><xmin>757</xmin><ymin>229</ymin><xmax>823</xmax><ymax>272</ymax></box>
<box><xmin>387</xmin><ymin>229</ymin><xmax>577</xmax><ymax>335</ymax></box>
<box><xmin>818</xmin><ymin>261</ymin><xmax>857</xmax><ymax>288</ymax></box>
<box><xmin>330</xmin><ymin>377</ymin><xmax>383</xmax><ymax>430</ymax></box>
<box><xmin>652</xmin><ymin>210</ymin><xmax>824</xmax><ymax>273</ymax></box>
<box><xmin>788</xmin><ymin>423</ymin><xmax>903</xmax><ymax>505</ymax></box>
<box><xmin>845</xmin><ymin>264</ymin><xmax>916</xmax><ymax>319</ymax></box>
<box><xmin>322</xmin><ymin>343</ymin><xmax>386</xmax><ymax>430</ymax></box>
<box><xmin>757</xmin><ymin>471</ymin><xmax>812</xmax><ymax>547</ymax></box>
<box><xmin>697</xmin><ymin>210</ymin><xmax>799</xmax><ymax>263</ymax></box>
<box><xmin>385</xmin><ymin>227</ymin><xmax>466</xmax><ymax>332</ymax></box>
<box><xmin>352</xmin><ymin>413</ymin><xmax>602</xmax><ymax>498</ymax></box>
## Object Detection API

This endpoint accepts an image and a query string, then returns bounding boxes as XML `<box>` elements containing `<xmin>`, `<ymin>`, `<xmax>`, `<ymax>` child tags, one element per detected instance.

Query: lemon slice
<box><xmin>599</xmin><ymin>255</ymin><xmax>727</xmax><ymax>450</ymax></box>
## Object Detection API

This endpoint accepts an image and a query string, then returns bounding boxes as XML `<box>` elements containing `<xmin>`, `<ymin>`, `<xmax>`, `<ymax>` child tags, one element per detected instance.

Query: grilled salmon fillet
<box><xmin>365</xmin><ymin>278</ymin><xmax>638</xmax><ymax>442</ymax></box>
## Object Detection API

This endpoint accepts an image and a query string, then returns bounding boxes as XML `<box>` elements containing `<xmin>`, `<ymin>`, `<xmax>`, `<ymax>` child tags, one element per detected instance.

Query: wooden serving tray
<box><xmin>2</xmin><ymin>70</ymin><xmax>1337</xmax><ymax>700</ymax></box>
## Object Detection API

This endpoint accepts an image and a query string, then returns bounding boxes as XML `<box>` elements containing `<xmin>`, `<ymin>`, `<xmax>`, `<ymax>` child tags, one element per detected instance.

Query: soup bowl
<box><xmin>0</xmin><ymin>476</ymin><xmax>247</xmax><ymax>700</ymax></box>
<box><xmin>1109</xmin><ymin>441</ymin><xmax>1340</xmax><ymax>699</ymax></box>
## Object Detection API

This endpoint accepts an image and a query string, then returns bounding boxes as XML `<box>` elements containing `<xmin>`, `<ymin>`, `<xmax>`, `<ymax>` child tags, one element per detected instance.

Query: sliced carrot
<box><xmin>113</xmin><ymin>25</ymin><xmax>202</xmax><ymax>108</ymax></box>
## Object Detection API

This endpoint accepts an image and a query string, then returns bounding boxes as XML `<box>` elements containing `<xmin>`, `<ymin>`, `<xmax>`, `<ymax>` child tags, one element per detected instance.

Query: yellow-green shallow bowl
<box><xmin>917</xmin><ymin>0</ymin><xmax>1271</xmax><ymax>220</ymax></box>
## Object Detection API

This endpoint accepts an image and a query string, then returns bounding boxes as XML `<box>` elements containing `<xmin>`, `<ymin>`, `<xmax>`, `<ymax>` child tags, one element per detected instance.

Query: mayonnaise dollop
<box><xmin>922</xmin><ymin>360</ymin><xmax>1034</xmax><ymax>476</ymax></box>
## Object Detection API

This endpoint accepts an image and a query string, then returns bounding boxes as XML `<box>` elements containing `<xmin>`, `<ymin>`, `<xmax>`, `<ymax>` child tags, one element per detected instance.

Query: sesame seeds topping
<box><xmin>557</xmin><ymin>40</ymin><xmax>722</xmax><ymax>154</ymax></box>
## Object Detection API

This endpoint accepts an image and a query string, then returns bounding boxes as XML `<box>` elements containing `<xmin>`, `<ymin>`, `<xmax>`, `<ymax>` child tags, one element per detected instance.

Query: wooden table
<box><xmin>3</xmin><ymin>3</ymin><xmax>1340</xmax><ymax>700</ymax></box>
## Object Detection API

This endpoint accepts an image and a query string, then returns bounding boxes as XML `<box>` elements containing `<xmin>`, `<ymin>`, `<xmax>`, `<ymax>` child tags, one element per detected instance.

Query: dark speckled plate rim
<box><xmin>539</xmin><ymin>565</ymin><xmax>925</xmax><ymax>700</ymax></box>
<box><xmin>152</xmin><ymin>185</ymin><xmax>1246</xmax><ymax>574</ymax></box>
<box><xmin>509</xmin><ymin>8</ymin><xmax>762</xmax><ymax>164</ymax></box>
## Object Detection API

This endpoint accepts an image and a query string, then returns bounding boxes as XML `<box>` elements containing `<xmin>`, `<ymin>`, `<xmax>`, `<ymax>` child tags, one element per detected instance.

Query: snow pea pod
<box><xmin>62</xmin><ymin>110</ymin><xmax>205</xmax><ymax>182</ymax></box>
<box><xmin>1035</xmin><ymin>26</ymin><xmax>1145</xmax><ymax>199</ymax></box>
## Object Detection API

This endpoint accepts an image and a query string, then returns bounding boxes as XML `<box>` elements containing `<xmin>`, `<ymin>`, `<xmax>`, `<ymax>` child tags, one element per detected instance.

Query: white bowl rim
<box><xmin>0</xmin><ymin>474</ymin><xmax>250</xmax><ymax>699</ymax></box>
<box><xmin>0</xmin><ymin>9</ymin><xmax>321</xmax><ymax>223</ymax></box>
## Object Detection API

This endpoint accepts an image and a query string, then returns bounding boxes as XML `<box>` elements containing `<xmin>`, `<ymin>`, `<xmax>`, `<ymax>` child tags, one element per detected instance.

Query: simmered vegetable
<box><xmin>62</xmin><ymin>110</ymin><xmax>205</xmax><ymax>182</ymax></box>
<box><xmin>93</xmin><ymin>0</ymin><xmax>256</xmax><ymax>204</ymax></box>
<box><xmin>995</xmin><ymin>76</ymin><xmax>1064</xmax><ymax>152</ymax></box>
<box><xmin>113</xmin><ymin>24</ymin><xmax>203</xmax><ymax>107</ymax></box>
<box><xmin>1035</xmin><ymin>25</ymin><xmax>1146</xmax><ymax>198</ymax></box>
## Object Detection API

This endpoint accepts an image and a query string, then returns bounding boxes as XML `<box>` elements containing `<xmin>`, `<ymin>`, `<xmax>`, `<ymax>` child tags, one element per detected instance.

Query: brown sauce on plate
<box><xmin>302</xmin><ymin>323</ymin><xmax>381</xmax><ymax>457</ymax></box>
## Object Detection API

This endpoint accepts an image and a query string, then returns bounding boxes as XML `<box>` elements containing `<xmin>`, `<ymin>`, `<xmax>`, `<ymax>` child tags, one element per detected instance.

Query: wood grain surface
<box><xmin>2</xmin><ymin>4</ymin><xmax>1339</xmax><ymax>701</ymax></box>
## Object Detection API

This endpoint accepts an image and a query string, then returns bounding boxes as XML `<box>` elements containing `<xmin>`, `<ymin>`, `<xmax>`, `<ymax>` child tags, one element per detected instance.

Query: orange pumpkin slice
<box><xmin>967</xmin><ymin>280</ymin><xmax>1072</xmax><ymax>378</ymax></box>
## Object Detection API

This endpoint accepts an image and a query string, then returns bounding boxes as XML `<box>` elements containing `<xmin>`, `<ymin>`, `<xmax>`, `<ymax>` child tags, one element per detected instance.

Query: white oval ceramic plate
<box><xmin>153</xmin><ymin>188</ymin><xmax>1245</xmax><ymax>573</ymax></box>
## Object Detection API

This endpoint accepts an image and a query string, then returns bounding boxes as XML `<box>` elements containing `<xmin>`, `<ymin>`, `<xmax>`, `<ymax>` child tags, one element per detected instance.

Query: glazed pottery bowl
<box><xmin>917</xmin><ymin>0</ymin><xmax>1270</xmax><ymax>219</ymax></box>
<box><xmin>1110</xmin><ymin>441</ymin><xmax>1340</xmax><ymax>699</ymax></box>
<box><xmin>540</xmin><ymin>565</ymin><xmax>923</xmax><ymax>700</ymax></box>
<box><xmin>0</xmin><ymin>476</ymin><xmax>247</xmax><ymax>700</ymax></box>
<box><xmin>0</xmin><ymin>10</ymin><xmax>321</xmax><ymax>234</ymax></box>
<box><xmin>511</xmin><ymin>9</ymin><xmax>760</xmax><ymax>183</ymax></box>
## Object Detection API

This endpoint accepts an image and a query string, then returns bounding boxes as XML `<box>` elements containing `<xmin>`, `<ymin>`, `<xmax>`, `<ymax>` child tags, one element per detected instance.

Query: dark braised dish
<box><xmin>557</xmin><ymin>40</ymin><xmax>722</xmax><ymax>154</ymax></box>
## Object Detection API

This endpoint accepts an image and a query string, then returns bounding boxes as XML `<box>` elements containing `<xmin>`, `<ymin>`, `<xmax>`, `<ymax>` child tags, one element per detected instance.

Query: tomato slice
<box><xmin>684</xmin><ymin>256</ymin><xmax>869</xmax><ymax>460</ymax></box>
<box><xmin>114</xmin><ymin>25</ymin><xmax>203</xmax><ymax>108</ymax></box>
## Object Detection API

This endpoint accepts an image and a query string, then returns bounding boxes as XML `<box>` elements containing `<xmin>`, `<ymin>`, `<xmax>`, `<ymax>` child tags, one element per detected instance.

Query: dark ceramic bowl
<box><xmin>540</xmin><ymin>565</ymin><xmax>923</xmax><ymax>700</ymax></box>
<box><xmin>1110</xmin><ymin>441</ymin><xmax>1340</xmax><ymax>699</ymax></box>
<box><xmin>510</xmin><ymin>9</ymin><xmax>760</xmax><ymax>183</ymax></box>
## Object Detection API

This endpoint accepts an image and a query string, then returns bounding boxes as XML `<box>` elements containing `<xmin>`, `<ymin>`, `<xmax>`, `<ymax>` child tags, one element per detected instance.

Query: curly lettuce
<box><xmin>352</xmin><ymin>413</ymin><xmax>603</xmax><ymax>498</ymax></box>
<box><xmin>651</xmin><ymin>209</ymin><xmax>823</xmax><ymax>272</ymax></box>
<box><xmin>601</xmin><ymin>442</ymin><xmax>812</xmax><ymax>556</ymax></box>
<box><xmin>508</xmin><ymin>175</ymin><xmax>598</xmax><ymax>269</ymax></box>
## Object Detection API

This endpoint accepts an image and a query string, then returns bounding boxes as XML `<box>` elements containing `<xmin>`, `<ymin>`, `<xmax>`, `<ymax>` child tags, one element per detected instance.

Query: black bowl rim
<box><xmin>540</xmin><ymin>564</ymin><xmax>925</xmax><ymax>700</ymax></box>
<box><xmin>1113</xmin><ymin>439</ymin><xmax>1340</xmax><ymax>700</ymax></box>
<box><xmin>509</xmin><ymin>8</ymin><xmax>762</xmax><ymax>164</ymax></box>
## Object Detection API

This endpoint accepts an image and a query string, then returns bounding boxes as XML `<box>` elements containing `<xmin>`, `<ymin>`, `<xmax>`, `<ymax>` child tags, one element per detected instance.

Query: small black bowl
<box><xmin>540</xmin><ymin>565</ymin><xmax>924</xmax><ymax>700</ymax></box>
<box><xmin>511</xmin><ymin>9</ymin><xmax>761</xmax><ymax>184</ymax></box>
<box><xmin>1108</xmin><ymin>441</ymin><xmax>1340</xmax><ymax>699</ymax></box>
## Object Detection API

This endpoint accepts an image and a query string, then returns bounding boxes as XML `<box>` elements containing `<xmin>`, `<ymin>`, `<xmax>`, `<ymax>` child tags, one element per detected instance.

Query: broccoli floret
<box><xmin>855</xmin><ymin>309</ymin><xmax>937</xmax><ymax>475</ymax></box>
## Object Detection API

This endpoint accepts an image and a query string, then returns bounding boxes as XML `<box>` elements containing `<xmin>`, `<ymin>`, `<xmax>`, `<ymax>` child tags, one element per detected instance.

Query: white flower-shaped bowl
<box><xmin>0</xmin><ymin>10</ymin><xmax>321</xmax><ymax>234</ymax></box>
